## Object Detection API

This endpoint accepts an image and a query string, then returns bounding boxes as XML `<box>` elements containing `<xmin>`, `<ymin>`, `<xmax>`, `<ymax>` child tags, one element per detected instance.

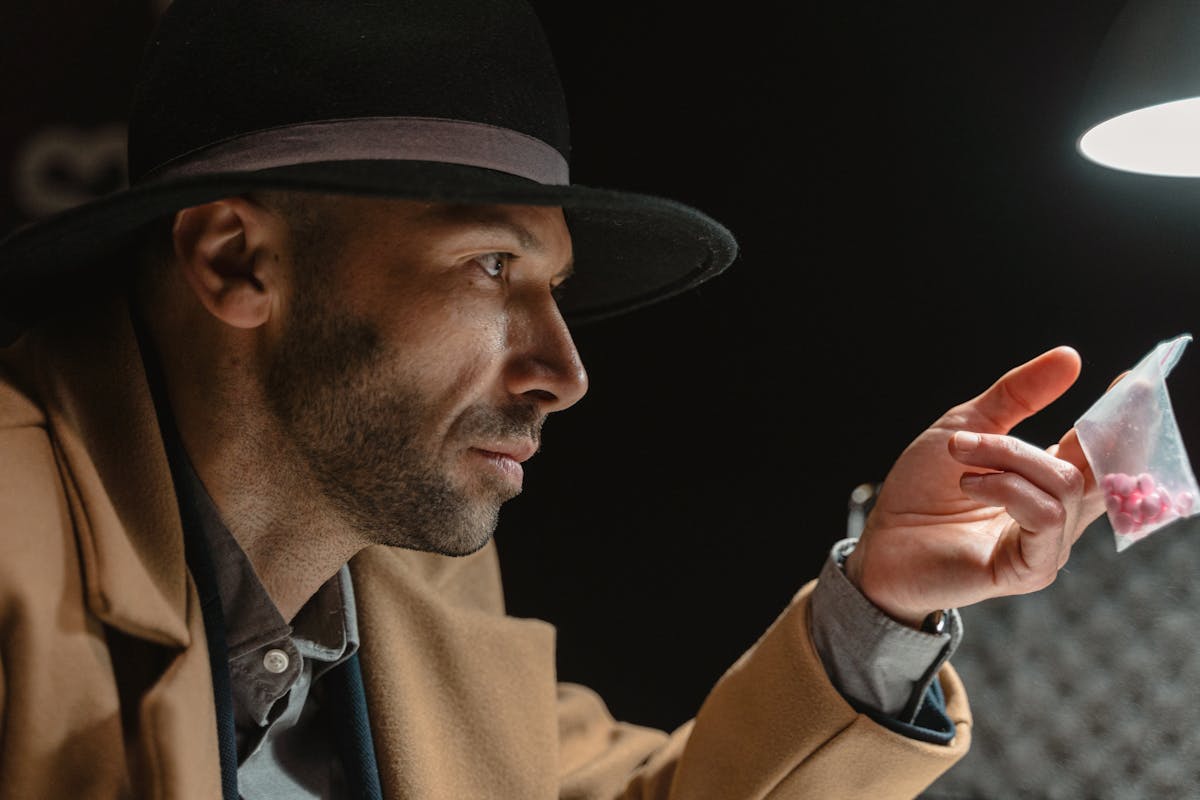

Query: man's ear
<box><xmin>171</xmin><ymin>196</ymin><xmax>284</xmax><ymax>329</ymax></box>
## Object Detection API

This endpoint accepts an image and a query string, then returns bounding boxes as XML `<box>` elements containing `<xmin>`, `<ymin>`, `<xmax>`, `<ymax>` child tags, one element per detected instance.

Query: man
<box><xmin>0</xmin><ymin>0</ymin><xmax>1104</xmax><ymax>798</ymax></box>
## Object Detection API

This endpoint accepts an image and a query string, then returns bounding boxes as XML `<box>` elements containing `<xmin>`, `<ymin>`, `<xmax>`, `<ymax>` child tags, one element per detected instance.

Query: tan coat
<box><xmin>0</xmin><ymin>296</ymin><xmax>971</xmax><ymax>799</ymax></box>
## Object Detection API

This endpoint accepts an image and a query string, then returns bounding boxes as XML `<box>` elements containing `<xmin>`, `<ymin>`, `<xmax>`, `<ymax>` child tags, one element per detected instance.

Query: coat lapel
<box><xmin>14</xmin><ymin>294</ymin><xmax>224</xmax><ymax>798</ymax></box>
<box><xmin>30</xmin><ymin>296</ymin><xmax>190</xmax><ymax>646</ymax></box>
<box><xmin>352</xmin><ymin>543</ymin><xmax>562</xmax><ymax>800</ymax></box>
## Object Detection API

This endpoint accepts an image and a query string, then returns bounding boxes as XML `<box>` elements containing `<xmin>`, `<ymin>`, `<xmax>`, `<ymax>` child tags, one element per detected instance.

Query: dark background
<box><xmin>511</xmin><ymin>1</ymin><xmax>1200</xmax><ymax>733</ymax></box>
<box><xmin>7</xmin><ymin>0</ymin><xmax>1200</xmax><ymax>737</ymax></box>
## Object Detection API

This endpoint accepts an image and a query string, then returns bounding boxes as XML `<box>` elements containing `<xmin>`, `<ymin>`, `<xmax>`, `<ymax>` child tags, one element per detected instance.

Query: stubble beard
<box><xmin>263</xmin><ymin>290</ymin><xmax>536</xmax><ymax>557</ymax></box>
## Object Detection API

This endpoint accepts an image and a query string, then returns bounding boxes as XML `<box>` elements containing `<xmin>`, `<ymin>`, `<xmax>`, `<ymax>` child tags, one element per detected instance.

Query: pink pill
<box><xmin>1138</xmin><ymin>473</ymin><xmax>1157</xmax><ymax>494</ymax></box>
<box><xmin>1141</xmin><ymin>493</ymin><xmax>1162</xmax><ymax>520</ymax></box>
<box><xmin>1105</xmin><ymin>494</ymin><xmax>1123</xmax><ymax>514</ymax></box>
<box><xmin>1178</xmin><ymin>492</ymin><xmax>1195</xmax><ymax>515</ymax></box>
<box><xmin>1111</xmin><ymin>473</ymin><xmax>1136</xmax><ymax>495</ymax></box>
<box><xmin>1114</xmin><ymin>511</ymin><xmax>1138</xmax><ymax>534</ymax></box>
<box><xmin>1101</xmin><ymin>474</ymin><xmax>1117</xmax><ymax>493</ymax></box>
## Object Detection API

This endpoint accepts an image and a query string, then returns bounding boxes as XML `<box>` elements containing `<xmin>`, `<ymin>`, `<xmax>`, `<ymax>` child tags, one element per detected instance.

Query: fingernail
<box><xmin>954</xmin><ymin>431</ymin><xmax>981</xmax><ymax>451</ymax></box>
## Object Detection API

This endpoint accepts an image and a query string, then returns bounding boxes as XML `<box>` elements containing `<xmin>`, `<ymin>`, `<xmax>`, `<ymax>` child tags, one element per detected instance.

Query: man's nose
<box><xmin>504</xmin><ymin>294</ymin><xmax>588</xmax><ymax>413</ymax></box>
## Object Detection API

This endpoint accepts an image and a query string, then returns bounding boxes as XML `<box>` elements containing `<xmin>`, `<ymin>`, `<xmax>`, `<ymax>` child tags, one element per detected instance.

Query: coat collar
<box><xmin>14</xmin><ymin>292</ymin><xmax>191</xmax><ymax>647</ymax></box>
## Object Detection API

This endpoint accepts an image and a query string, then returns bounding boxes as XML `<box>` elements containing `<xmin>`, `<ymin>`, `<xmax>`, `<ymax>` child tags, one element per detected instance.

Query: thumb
<box><xmin>964</xmin><ymin>345</ymin><xmax>1082</xmax><ymax>434</ymax></box>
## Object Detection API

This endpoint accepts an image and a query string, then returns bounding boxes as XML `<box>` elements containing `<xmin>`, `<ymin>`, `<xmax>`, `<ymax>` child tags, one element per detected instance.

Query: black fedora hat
<box><xmin>0</xmin><ymin>0</ymin><xmax>738</xmax><ymax>345</ymax></box>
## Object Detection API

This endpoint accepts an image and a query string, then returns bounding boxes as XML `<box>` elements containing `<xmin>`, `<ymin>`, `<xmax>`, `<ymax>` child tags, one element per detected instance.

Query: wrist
<box><xmin>841</xmin><ymin>545</ymin><xmax>938</xmax><ymax>630</ymax></box>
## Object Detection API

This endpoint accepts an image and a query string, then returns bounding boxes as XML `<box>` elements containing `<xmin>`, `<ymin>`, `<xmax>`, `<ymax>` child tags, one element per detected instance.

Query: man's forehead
<box><xmin>280</xmin><ymin>194</ymin><xmax>574</xmax><ymax>277</ymax></box>
<box><xmin>427</xmin><ymin>203</ymin><xmax>559</xmax><ymax>247</ymax></box>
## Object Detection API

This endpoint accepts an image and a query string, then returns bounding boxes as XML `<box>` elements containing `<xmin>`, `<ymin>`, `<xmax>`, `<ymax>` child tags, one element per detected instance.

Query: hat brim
<box><xmin>0</xmin><ymin>160</ymin><xmax>738</xmax><ymax>344</ymax></box>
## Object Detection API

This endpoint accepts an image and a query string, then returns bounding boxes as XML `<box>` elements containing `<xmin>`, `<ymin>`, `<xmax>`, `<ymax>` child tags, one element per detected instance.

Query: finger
<box><xmin>1108</xmin><ymin>370</ymin><xmax>1129</xmax><ymax>391</ymax></box>
<box><xmin>966</xmin><ymin>346</ymin><xmax>1082</xmax><ymax>434</ymax></box>
<box><xmin>961</xmin><ymin>472</ymin><xmax>1070</xmax><ymax>578</ymax></box>
<box><xmin>949</xmin><ymin>430</ymin><xmax>1086</xmax><ymax>501</ymax></box>
<box><xmin>959</xmin><ymin>471</ymin><xmax>1067</xmax><ymax>541</ymax></box>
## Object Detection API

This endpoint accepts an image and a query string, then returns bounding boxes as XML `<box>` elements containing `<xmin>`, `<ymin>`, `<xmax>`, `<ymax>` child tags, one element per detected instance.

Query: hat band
<box><xmin>143</xmin><ymin>116</ymin><xmax>570</xmax><ymax>185</ymax></box>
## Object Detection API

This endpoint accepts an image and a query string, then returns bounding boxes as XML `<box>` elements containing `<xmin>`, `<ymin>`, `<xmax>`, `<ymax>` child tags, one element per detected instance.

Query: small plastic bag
<box><xmin>1075</xmin><ymin>333</ymin><xmax>1200</xmax><ymax>552</ymax></box>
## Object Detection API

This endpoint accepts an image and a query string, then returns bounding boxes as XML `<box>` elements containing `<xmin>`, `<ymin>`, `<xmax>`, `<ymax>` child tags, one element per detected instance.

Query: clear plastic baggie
<box><xmin>1074</xmin><ymin>333</ymin><xmax>1200</xmax><ymax>552</ymax></box>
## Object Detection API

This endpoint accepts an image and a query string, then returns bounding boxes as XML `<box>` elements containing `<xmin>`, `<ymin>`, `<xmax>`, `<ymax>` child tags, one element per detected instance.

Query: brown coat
<box><xmin>0</xmin><ymin>296</ymin><xmax>971</xmax><ymax>799</ymax></box>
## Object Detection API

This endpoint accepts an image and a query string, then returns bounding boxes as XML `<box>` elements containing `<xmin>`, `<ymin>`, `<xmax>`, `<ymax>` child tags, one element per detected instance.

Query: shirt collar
<box><xmin>168</xmin><ymin>441</ymin><xmax>359</xmax><ymax>661</ymax></box>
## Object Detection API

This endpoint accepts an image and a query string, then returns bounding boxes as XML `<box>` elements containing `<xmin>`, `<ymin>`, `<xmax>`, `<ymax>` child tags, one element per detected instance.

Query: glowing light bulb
<box><xmin>1079</xmin><ymin>95</ymin><xmax>1200</xmax><ymax>176</ymax></box>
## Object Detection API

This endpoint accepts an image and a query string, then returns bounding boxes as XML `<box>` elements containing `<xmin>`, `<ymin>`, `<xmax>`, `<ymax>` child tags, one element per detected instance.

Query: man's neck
<box><xmin>196</xmin><ymin>454</ymin><xmax>365</xmax><ymax>622</ymax></box>
<box><xmin>137</xmin><ymin>304</ymin><xmax>369</xmax><ymax>622</ymax></box>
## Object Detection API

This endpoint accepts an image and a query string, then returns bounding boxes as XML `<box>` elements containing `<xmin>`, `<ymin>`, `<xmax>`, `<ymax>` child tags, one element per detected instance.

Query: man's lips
<box><xmin>473</xmin><ymin>440</ymin><xmax>538</xmax><ymax>463</ymax></box>
<box><xmin>469</xmin><ymin>440</ymin><xmax>537</xmax><ymax>486</ymax></box>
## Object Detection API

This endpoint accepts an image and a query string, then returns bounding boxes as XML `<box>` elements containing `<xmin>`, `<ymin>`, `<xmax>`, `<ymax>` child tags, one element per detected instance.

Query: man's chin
<box><xmin>454</xmin><ymin>471</ymin><xmax>523</xmax><ymax>514</ymax></box>
<box><xmin>465</xmin><ymin>465</ymin><xmax>524</xmax><ymax>504</ymax></box>
<box><xmin>402</xmin><ymin>522</ymin><xmax>496</xmax><ymax>557</ymax></box>
<box><xmin>397</xmin><ymin>496</ymin><xmax>501</xmax><ymax>557</ymax></box>
<box><xmin>426</xmin><ymin>532</ymin><xmax>495</xmax><ymax>557</ymax></box>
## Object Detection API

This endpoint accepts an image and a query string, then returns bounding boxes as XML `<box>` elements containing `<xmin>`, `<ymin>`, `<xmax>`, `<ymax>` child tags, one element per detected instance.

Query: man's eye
<box><xmin>476</xmin><ymin>253</ymin><xmax>507</xmax><ymax>278</ymax></box>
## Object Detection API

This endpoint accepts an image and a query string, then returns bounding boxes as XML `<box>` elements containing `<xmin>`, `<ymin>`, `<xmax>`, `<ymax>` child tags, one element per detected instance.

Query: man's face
<box><xmin>262</xmin><ymin>199</ymin><xmax>586</xmax><ymax>556</ymax></box>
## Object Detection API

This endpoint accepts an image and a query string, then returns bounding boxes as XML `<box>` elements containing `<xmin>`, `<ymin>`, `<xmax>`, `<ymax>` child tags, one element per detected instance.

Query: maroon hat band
<box><xmin>143</xmin><ymin>116</ymin><xmax>571</xmax><ymax>185</ymax></box>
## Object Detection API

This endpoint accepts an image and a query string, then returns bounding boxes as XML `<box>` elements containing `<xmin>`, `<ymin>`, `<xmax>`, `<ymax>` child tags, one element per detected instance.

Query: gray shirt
<box><xmin>810</xmin><ymin>537</ymin><xmax>962</xmax><ymax>721</ymax></box>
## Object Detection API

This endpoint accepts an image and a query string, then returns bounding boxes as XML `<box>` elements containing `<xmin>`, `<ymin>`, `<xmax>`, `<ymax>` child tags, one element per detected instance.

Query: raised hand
<box><xmin>843</xmin><ymin>346</ymin><xmax>1107</xmax><ymax>628</ymax></box>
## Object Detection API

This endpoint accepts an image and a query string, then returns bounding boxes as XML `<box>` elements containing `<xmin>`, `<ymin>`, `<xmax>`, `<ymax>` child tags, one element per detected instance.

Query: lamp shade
<box><xmin>1078</xmin><ymin>0</ymin><xmax>1200</xmax><ymax>176</ymax></box>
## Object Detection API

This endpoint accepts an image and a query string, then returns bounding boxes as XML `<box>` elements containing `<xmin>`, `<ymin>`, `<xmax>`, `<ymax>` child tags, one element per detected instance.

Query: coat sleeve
<box><xmin>556</xmin><ymin>579</ymin><xmax>972</xmax><ymax>800</ymax></box>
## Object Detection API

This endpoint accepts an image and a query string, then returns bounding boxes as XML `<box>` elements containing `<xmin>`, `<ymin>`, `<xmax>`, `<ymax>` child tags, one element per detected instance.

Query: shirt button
<box><xmin>263</xmin><ymin>648</ymin><xmax>290</xmax><ymax>674</ymax></box>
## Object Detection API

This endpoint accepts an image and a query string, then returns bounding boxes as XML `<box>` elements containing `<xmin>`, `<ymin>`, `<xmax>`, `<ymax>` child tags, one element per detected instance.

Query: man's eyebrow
<box><xmin>434</xmin><ymin>206</ymin><xmax>541</xmax><ymax>251</ymax></box>
<box><xmin>476</xmin><ymin>220</ymin><xmax>539</xmax><ymax>252</ymax></box>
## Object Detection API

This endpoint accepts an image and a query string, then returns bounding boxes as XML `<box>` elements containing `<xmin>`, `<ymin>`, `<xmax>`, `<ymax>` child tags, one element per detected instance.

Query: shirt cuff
<box><xmin>809</xmin><ymin>538</ymin><xmax>963</xmax><ymax>722</ymax></box>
